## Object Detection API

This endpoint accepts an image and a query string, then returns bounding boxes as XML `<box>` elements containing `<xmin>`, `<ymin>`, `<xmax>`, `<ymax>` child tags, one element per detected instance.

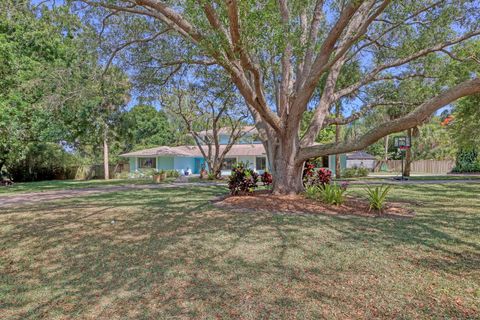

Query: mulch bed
<box><xmin>213</xmin><ymin>190</ymin><xmax>415</xmax><ymax>218</ymax></box>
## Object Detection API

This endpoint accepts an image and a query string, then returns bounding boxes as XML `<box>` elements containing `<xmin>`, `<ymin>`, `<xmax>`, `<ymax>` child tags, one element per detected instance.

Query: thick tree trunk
<box><xmin>103</xmin><ymin>131</ymin><xmax>110</xmax><ymax>180</ymax></box>
<box><xmin>267</xmin><ymin>133</ymin><xmax>304</xmax><ymax>195</ymax></box>
<box><xmin>271</xmin><ymin>159</ymin><xmax>304</xmax><ymax>195</ymax></box>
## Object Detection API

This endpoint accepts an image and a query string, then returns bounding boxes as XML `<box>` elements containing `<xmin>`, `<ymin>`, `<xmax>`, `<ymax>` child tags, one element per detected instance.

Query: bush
<box><xmin>260</xmin><ymin>171</ymin><xmax>273</xmax><ymax>186</ymax></box>
<box><xmin>342</xmin><ymin>167</ymin><xmax>370</xmax><ymax>178</ymax></box>
<box><xmin>365</xmin><ymin>185</ymin><xmax>392</xmax><ymax>212</ymax></box>
<box><xmin>318</xmin><ymin>183</ymin><xmax>347</xmax><ymax>205</ymax></box>
<box><xmin>318</xmin><ymin>168</ymin><xmax>332</xmax><ymax>185</ymax></box>
<box><xmin>304</xmin><ymin>185</ymin><xmax>320</xmax><ymax>200</ymax></box>
<box><xmin>207</xmin><ymin>172</ymin><xmax>217</xmax><ymax>180</ymax></box>
<box><xmin>115</xmin><ymin>172</ymin><xmax>130</xmax><ymax>179</ymax></box>
<box><xmin>304</xmin><ymin>166</ymin><xmax>332</xmax><ymax>187</ymax></box>
<box><xmin>303</xmin><ymin>161</ymin><xmax>316</xmax><ymax>179</ymax></box>
<box><xmin>166</xmin><ymin>170</ymin><xmax>180</xmax><ymax>178</ymax></box>
<box><xmin>452</xmin><ymin>148</ymin><xmax>480</xmax><ymax>173</ymax></box>
<box><xmin>141</xmin><ymin>168</ymin><xmax>156</xmax><ymax>178</ymax></box>
<box><xmin>228</xmin><ymin>161</ymin><xmax>259</xmax><ymax>195</ymax></box>
<box><xmin>304</xmin><ymin>182</ymin><xmax>348</xmax><ymax>205</ymax></box>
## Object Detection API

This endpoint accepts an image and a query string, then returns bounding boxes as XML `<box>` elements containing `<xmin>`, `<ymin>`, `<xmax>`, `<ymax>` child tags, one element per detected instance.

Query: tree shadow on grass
<box><xmin>0</xmin><ymin>184</ymin><xmax>478</xmax><ymax>319</ymax></box>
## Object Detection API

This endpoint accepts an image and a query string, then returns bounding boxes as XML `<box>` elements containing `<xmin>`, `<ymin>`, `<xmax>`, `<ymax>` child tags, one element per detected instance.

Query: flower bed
<box><xmin>213</xmin><ymin>190</ymin><xmax>414</xmax><ymax>218</ymax></box>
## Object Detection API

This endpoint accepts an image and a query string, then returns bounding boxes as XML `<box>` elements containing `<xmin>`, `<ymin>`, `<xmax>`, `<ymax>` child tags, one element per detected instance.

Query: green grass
<box><xmin>405</xmin><ymin>175</ymin><xmax>480</xmax><ymax>180</ymax></box>
<box><xmin>0</xmin><ymin>178</ymin><xmax>163</xmax><ymax>195</ymax></box>
<box><xmin>186</xmin><ymin>177</ymin><xmax>226</xmax><ymax>183</ymax></box>
<box><xmin>0</xmin><ymin>184</ymin><xmax>479</xmax><ymax>319</ymax></box>
<box><xmin>339</xmin><ymin>174</ymin><xmax>480</xmax><ymax>182</ymax></box>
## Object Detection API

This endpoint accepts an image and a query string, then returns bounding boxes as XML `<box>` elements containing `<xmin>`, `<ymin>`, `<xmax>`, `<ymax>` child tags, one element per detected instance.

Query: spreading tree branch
<box><xmin>298</xmin><ymin>78</ymin><xmax>480</xmax><ymax>161</ymax></box>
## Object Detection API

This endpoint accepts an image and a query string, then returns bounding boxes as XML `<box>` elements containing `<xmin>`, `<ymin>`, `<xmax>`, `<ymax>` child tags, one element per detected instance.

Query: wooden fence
<box><xmin>382</xmin><ymin>160</ymin><xmax>455</xmax><ymax>174</ymax></box>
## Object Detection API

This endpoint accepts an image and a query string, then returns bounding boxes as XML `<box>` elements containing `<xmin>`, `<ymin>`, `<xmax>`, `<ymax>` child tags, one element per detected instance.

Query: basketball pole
<box><xmin>401</xmin><ymin>148</ymin><xmax>404</xmax><ymax>180</ymax></box>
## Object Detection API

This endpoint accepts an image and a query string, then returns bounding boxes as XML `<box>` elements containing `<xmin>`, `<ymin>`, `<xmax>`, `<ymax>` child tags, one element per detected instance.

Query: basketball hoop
<box><xmin>394</xmin><ymin>136</ymin><xmax>411</xmax><ymax>148</ymax></box>
<box><xmin>394</xmin><ymin>135</ymin><xmax>411</xmax><ymax>181</ymax></box>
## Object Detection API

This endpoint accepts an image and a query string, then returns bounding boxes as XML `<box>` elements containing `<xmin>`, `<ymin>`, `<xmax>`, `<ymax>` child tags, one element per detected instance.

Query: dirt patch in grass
<box><xmin>213</xmin><ymin>190</ymin><xmax>415</xmax><ymax>218</ymax></box>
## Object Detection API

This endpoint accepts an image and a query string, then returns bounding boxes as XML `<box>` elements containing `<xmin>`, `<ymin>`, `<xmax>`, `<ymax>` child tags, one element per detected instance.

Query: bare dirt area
<box><xmin>213</xmin><ymin>190</ymin><xmax>415</xmax><ymax>218</ymax></box>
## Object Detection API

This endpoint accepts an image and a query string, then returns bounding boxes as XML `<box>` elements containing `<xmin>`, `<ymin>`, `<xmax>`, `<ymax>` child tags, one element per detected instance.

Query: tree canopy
<box><xmin>0</xmin><ymin>1</ymin><xmax>134</xmax><ymax>180</ymax></box>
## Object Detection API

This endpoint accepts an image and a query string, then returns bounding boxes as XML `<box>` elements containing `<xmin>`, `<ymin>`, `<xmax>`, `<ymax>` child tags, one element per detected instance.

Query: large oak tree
<box><xmin>77</xmin><ymin>0</ymin><xmax>480</xmax><ymax>193</ymax></box>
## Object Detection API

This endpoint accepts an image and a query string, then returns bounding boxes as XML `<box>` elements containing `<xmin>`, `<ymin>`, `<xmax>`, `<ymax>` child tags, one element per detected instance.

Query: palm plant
<box><xmin>365</xmin><ymin>185</ymin><xmax>392</xmax><ymax>212</ymax></box>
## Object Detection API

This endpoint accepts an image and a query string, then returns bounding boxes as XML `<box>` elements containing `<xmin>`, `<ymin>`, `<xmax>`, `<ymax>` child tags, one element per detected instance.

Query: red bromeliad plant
<box><xmin>303</xmin><ymin>161</ymin><xmax>332</xmax><ymax>188</ymax></box>
<box><xmin>260</xmin><ymin>171</ymin><xmax>273</xmax><ymax>186</ymax></box>
<box><xmin>228</xmin><ymin>162</ymin><xmax>259</xmax><ymax>196</ymax></box>
<box><xmin>303</xmin><ymin>161</ymin><xmax>316</xmax><ymax>178</ymax></box>
<box><xmin>317</xmin><ymin>168</ymin><xmax>332</xmax><ymax>186</ymax></box>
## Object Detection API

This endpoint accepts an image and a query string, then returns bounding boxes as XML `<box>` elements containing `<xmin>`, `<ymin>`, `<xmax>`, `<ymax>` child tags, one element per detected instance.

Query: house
<box><xmin>120</xmin><ymin>126</ymin><xmax>269</xmax><ymax>176</ymax></box>
<box><xmin>120</xmin><ymin>126</ymin><xmax>350</xmax><ymax>176</ymax></box>
<box><xmin>346</xmin><ymin>151</ymin><xmax>376</xmax><ymax>170</ymax></box>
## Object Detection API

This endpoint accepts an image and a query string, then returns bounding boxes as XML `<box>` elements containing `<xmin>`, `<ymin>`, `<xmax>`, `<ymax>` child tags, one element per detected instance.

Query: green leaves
<box><xmin>365</xmin><ymin>185</ymin><xmax>392</xmax><ymax>212</ymax></box>
<box><xmin>0</xmin><ymin>1</ymin><xmax>133</xmax><ymax>177</ymax></box>
<box><xmin>122</xmin><ymin>105</ymin><xmax>176</xmax><ymax>150</ymax></box>
<box><xmin>305</xmin><ymin>183</ymin><xmax>347</xmax><ymax>206</ymax></box>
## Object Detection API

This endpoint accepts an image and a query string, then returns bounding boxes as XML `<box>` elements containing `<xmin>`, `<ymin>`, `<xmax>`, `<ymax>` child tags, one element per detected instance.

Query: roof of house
<box><xmin>346</xmin><ymin>151</ymin><xmax>376</xmax><ymax>160</ymax></box>
<box><xmin>120</xmin><ymin>143</ymin><xmax>266</xmax><ymax>158</ymax></box>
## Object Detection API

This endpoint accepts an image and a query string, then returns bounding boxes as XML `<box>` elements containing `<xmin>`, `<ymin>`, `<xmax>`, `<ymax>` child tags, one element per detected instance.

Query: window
<box><xmin>321</xmin><ymin>156</ymin><xmax>329</xmax><ymax>168</ymax></box>
<box><xmin>256</xmin><ymin>157</ymin><xmax>267</xmax><ymax>171</ymax></box>
<box><xmin>222</xmin><ymin>158</ymin><xmax>237</xmax><ymax>170</ymax></box>
<box><xmin>139</xmin><ymin>157</ymin><xmax>156</xmax><ymax>169</ymax></box>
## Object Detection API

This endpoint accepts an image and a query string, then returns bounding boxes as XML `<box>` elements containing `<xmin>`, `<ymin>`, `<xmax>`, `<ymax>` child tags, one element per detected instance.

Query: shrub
<box><xmin>342</xmin><ymin>167</ymin><xmax>370</xmax><ymax>178</ymax></box>
<box><xmin>452</xmin><ymin>148</ymin><xmax>480</xmax><ymax>173</ymax></box>
<box><xmin>207</xmin><ymin>172</ymin><xmax>217</xmax><ymax>180</ymax></box>
<box><xmin>141</xmin><ymin>169</ymin><xmax>156</xmax><ymax>178</ymax></box>
<box><xmin>365</xmin><ymin>184</ymin><xmax>392</xmax><ymax>212</ymax></box>
<box><xmin>260</xmin><ymin>171</ymin><xmax>273</xmax><ymax>186</ymax></box>
<box><xmin>228</xmin><ymin>162</ymin><xmax>259</xmax><ymax>195</ymax></box>
<box><xmin>303</xmin><ymin>161</ymin><xmax>316</xmax><ymax>178</ymax></box>
<box><xmin>164</xmin><ymin>170</ymin><xmax>177</xmax><ymax>178</ymax></box>
<box><xmin>318</xmin><ymin>183</ymin><xmax>347</xmax><ymax>205</ymax></box>
<box><xmin>304</xmin><ymin>185</ymin><xmax>320</xmax><ymax>200</ymax></box>
<box><xmin>303</xmin><ymin>164</ymin><xmax>332</xmax><ymax>188</ymax></box>
<box><xmin>114</xmin><ymin>172</ymin><xmax>129</xmax><ymax>179</ymax></box>
<box><xmin>317</xmin><ymin>168</ymin><xmax>332</xmax><ymax>185</ymax></box>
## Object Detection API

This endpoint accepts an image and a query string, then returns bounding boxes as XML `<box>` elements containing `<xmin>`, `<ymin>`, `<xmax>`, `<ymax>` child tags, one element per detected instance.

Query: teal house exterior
<box><xmin>122</xmin><ymin>144</ymin><xmax>268</xmax><ymax>175</ymax></box>
<box><xmin>120</xmin><ymin>126</ymin><xmax>356</xmax><ymax>176</ymax></box>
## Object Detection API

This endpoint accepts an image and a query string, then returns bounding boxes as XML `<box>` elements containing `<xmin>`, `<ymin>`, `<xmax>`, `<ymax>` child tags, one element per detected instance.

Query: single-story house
<box><xmin>120</xmin><ymin>144</ymin><xmax>269</xmax><ymax>176</ymax></box>
<box><xmin>346</xmin><ymin>151</ymin><xmax>377</xmax><ymax>170</ymax></box>
<box><xmin>120</xmin><ymin>126</ymin><xmax>356</xmax><ymax>176</ymax></box>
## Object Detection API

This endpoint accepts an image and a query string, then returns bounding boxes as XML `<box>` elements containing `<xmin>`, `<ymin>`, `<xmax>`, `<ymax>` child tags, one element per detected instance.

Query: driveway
<box><xmin>0</xmin><ymin>182</ymin><xmax>224</xmax><ymax>208</ymax></box>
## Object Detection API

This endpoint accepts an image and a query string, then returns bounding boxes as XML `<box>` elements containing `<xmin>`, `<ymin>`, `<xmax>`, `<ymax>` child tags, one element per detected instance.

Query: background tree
<box><xmin>0</xmin><ymin>0</ymin><xmax>87</xmax><ymax>180</ymax></box>
<box><xmin>121</xmin><ymin>104</ymin><xmax>176</xmax><ymax>150</ymax></box>
<box><xmin>164</xmin><ymin>79</ymin><xmax>250</xmax><ymax>178</ymax></box>
<box><xmin>451</xmin><ymin>95</ymin><xmax>480</xmax><ymax>148</ymax></box>
<box><xmin>0</xmin><ymin>1</ymin><xmax>134</xmax><ymax>181</ymax></box>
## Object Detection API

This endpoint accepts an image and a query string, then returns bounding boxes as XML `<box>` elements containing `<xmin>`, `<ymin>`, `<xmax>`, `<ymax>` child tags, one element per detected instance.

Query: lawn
<box><xmin>0</xmin><ymin>178</ymin><xmax>163</xmax><ymax>195</ymax></box>
<box><xmin>339</xmin><ymin>174</ymin><xmax>480</xmax><ymax>182</ymax></box>
<box><xmin>0</xmin><ymin>183</ymin><xmax>479</xmax><ymax>319</ymax></box>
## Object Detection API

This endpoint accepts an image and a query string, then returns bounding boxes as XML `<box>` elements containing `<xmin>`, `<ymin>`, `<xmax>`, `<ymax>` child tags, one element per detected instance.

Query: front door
<box><xmin>194</xmin><ymin>158</ymin><xmax>201</xmax><ymax>174</ymax></box>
